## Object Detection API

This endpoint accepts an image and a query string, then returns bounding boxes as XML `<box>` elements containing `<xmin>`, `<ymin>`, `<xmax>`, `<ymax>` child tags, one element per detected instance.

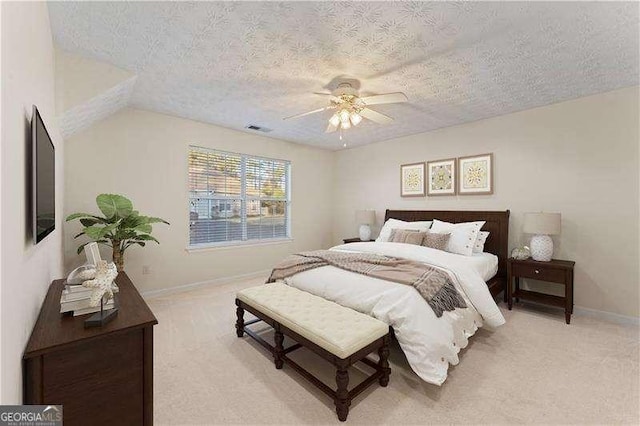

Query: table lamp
<box><xmin>355</xmin><ymin>210</ymin><xmax>376</xmax><ymax>241</ymax></box>
<box><xmin>523</xmin><ymin>212</ymin><xmax>561</xmax><ymax>261</ymax></box>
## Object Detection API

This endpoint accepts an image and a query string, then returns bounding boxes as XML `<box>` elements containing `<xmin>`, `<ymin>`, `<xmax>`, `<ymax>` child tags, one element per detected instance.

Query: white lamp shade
<box><xmin>355</xmin><ymin>210</ymin><xmax>376</xmax><ymax>225</ymax></box>
<box><xmin>523</xmin><ymin>212</ymin><xmax>561</xmax><ymax>235</ymax></box>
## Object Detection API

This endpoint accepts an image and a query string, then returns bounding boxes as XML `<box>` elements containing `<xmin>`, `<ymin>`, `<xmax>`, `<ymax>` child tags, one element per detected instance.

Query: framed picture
<box><xmin>400</xmin><ymin>162</ymin><xmax>426</xmax><ymax>197</ymax></box>
<box><xmin>458</xmin><ymin>153</ymin><xmax>493</xmax><ymax>195</ymax></box>
<box><xmin>427</xmin><ymin>158</ymin><xmax>456</xmax><ymax>196</ymax></box>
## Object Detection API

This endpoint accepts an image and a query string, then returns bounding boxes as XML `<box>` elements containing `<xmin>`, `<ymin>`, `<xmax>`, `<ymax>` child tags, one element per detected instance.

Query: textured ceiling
<box><xmin>49</xmin><ymin>1</ymin><xmax>639</xmax><ymax>150</ymax></box>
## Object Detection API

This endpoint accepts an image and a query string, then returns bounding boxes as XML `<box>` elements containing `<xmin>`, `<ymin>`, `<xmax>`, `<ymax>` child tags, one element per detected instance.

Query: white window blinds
<box><xmin>188</xmin><ymin>146</ymin><xmax>291</xmax><ymax>246</ymax></box>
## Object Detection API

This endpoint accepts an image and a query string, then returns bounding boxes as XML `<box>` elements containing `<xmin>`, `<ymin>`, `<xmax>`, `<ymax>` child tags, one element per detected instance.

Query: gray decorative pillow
<box><xmin>389</xmin><ymin>229</ymin><xmax>426</xmax><ymax>245</ymax></box>
<box><xmin>422</xmin><ymin>232</ymin><xmax>451</xmax><ymax>251</ymax></box>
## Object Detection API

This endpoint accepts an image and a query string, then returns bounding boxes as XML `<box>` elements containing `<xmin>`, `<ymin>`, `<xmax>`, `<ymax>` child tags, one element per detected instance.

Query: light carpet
<box><xmin>147</xmin><ymin>276</ymin><xmax>639</xmax><ymax>425</ymax></box>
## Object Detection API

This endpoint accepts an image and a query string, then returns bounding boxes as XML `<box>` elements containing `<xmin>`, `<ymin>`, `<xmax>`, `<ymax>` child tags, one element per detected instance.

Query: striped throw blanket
<box><xmin>267</xmin><ymin>250</ymin><xmax>466</xmax><ymax>317</ymax></box>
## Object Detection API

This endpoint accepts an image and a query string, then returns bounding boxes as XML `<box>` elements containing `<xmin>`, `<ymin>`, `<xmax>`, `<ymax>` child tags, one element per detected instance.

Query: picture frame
<box><xmin>457</xmin><ymin>153</ymin><xmax>493</xmax><ymax>195</ymax></box>
<box><xmin>400</xmin><ymin>162</ymin><xmax>426</xmax><ymax>197</ymax></box>
<box><xmin>427</xmin><ymin>158</ymin><xmax>456</xmax><ymax>196</ymax></box>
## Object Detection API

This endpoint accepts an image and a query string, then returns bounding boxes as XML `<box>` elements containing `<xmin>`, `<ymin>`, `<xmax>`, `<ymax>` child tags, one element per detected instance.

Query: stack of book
<box><xmin>60</xmin><ymin>284</ymin><xmax>114</xmax><ymax>316</ymax></box>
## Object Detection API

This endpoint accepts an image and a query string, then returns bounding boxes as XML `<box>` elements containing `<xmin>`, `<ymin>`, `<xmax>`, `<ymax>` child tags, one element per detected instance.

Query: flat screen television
<box><xmin>32</xmin><ymin>106</ymin><xmax>55</xmax><ymax>243</ymax></box>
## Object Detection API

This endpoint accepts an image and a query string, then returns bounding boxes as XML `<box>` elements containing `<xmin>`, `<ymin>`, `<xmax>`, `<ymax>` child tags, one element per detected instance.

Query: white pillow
<box><xmin>473</xmin><ymin>231</ymin><xmax>490</xmax><ymax>254</ymax></box>
<box><xmin>430</xmin><ymin>219</ymin><xmax>486</xmax><ymax>256</ymax></box>
<box><xmin>376</xmin><ymin>219</ymin><xmax>432</xmax><ymax>242</ymax></box>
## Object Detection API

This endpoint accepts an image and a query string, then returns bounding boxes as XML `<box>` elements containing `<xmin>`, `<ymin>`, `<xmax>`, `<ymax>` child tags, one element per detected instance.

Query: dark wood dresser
<box><xmin>23</xmin><ymin>272</ymin><xmax>157</xmax><ymax>425</ymax></box>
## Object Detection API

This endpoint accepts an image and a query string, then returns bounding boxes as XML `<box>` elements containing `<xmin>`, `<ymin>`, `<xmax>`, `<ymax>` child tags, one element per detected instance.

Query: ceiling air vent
<box><xmin>245</xmin><ymin>125</ymin><xmax>272</xmax><ymax>133</ymax></box>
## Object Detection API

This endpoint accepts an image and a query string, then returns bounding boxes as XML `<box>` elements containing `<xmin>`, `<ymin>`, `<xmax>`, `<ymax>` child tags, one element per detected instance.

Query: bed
<box><xmin>282</xmin><ymin>209</ymin><xmax>510</xmax><ymax>385</ymax></box>
<box><xmin>382</xmin><ymin>209</ymin><xmax>510</xmax><ymax>301</ymax></box>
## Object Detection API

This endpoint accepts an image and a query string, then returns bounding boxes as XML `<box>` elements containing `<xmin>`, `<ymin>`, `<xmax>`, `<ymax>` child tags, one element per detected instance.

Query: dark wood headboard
<box><xmin>384</xmin><ymin>209</ymin><xmax>511</xmax><ymax>279</ymax></box>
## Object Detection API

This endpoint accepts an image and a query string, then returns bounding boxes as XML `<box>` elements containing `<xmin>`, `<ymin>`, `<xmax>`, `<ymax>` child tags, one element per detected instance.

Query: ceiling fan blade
<box><xmin>283</xmin><ymin>107</ymin><xmax>327</xmax><ymax>120</ymax></box>
<box><xmin>325</xmin><ymin>122</ymin><xmax>338</xmax><ymax>133</ymax></box>
<box><xmin>360</xmin><ymin>92</ymin><xmax>408</xmax><ymax>106</ymax></box>
<box><xmin>360</xmin><ymin>108</ymin><xmax>393</xmax><ymax>125</ymax></box>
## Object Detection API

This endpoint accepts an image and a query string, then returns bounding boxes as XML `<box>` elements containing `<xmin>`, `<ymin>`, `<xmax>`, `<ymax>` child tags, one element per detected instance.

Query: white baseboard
<box><xmin>507</xmin><ymin>299</ymin><xmax>639</xmax><ymax>327</ymax></box>
<box><xmin>573</xmin><ymin>305</ymin><xmax>640</xmax><ymax>327</ymax></box>
<box><xmin>142</xmin><ymin>269</ymin><xmax>270</xmax><ymax>299</ymax></box>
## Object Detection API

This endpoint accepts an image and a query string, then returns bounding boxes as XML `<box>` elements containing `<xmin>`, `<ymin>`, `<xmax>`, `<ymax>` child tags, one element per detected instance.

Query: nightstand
<box><xmin>342</xmin><ymin>237</ymin><xmax>371</xmax><ymax>244</ymax></box>
<box><xmin>507</xmin><ymin>258</ymin><xmax>575</xmax><ymax>324</ymax></box>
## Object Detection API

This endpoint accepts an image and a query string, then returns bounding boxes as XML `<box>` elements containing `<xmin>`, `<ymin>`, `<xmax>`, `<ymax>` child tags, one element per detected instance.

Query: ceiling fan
<box><xmin>283</xmin><ymin>81</ymin><xmax>408</xmax><ymax>134</ymax></box>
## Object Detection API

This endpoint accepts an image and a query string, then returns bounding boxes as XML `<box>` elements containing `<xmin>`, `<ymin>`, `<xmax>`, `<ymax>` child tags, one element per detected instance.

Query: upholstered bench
<box><xmin>235</xmin><ymin>283</ymin><xmax>391</xmax><ymax>421</ymax></box>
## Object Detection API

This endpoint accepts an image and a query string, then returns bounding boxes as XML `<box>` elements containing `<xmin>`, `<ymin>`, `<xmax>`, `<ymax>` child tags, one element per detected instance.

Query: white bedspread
<box><xmin>284</xmin><ymin>242</ymin><xmax>505</xmax><ymax>385</ymax></box>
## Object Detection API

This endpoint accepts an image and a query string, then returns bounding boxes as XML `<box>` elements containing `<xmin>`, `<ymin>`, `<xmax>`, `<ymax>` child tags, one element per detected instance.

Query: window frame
<box><xmin>187</xmin><ymin>145</ymin><xmax>292</xmax><ymax>249</ymax></box>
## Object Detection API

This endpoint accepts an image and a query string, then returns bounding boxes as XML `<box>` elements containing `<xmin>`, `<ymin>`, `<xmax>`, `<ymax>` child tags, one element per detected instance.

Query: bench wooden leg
<box><xmin>235</xmin><ymin>303</ymin><xmax>244</xmax><ymax>338</ymax></box>
<box><xmin>274</xmin><ymin>328</ymin><xmax>284</xmax><ymax>369</ymax></box>
<box><xmin>335</xmin><ymin>366</ymin><xmax>350</xmax><ymax>422</ymax></box>
<box><xmin>378</xmin><ymin>336</ymin><xmax>391</xmax><ymax>387</ymax></box>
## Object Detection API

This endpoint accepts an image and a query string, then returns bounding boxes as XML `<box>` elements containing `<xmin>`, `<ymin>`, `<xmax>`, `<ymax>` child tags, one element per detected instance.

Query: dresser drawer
<box><xmin>512</xmin><ymin>263</ymin><xmax>566</xmax><ymax>283</ymax></box>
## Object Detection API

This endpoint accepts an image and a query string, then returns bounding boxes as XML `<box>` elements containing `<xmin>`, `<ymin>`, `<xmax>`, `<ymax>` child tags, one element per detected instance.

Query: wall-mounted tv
<box><xmin>32</xmin><ymin>106</ymin><xmax>55</xmax><ymax>243</ymax></box>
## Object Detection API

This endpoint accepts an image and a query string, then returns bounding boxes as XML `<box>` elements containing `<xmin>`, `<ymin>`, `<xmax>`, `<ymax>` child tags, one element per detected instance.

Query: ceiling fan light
<box><xmin>329</xmin><ymin>113</ymin><xmax>340</xmax><ymax>127</ymax></box>
<box><xmin>339</xmin><ymin>109</ymin><xmax>350</xmax><ymax>123</ymax></box>
<box><xmin>340</xmin><ymin>120</ymin><xmax>351</xmax><ymax>130</ymax></box>
<box><xmin>350</xmin><ymin>112</ymin><xmax>362</xmax><ymax>126</ymax></box>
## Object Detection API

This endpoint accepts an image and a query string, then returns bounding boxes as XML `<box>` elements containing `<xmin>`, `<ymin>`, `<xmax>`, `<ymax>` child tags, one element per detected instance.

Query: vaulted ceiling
<box><xmin>49</xmin><ymin>1</ymin><xmax>639</xmax><ymax>149</ymax></box>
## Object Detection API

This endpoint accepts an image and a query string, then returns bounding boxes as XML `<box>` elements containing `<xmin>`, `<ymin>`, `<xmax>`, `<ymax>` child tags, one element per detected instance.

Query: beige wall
<box><xmin>54</xmin><ymin>49</ymin><xmax>135</xmax><ymax>113</ymax></box>
<box><xmin>64</xmin><ymin>108</ymin><xmax>334</xmax><ymax>294</ymax></box>
<box><xmin>332</xmin><ymin>86</ymin><xmax>639</xmax><ymax>318</ymax></box>
<box><xmin>0</xmin><ymin>2</ymin><xmax>64</xmax><ymax>402</ymax></box>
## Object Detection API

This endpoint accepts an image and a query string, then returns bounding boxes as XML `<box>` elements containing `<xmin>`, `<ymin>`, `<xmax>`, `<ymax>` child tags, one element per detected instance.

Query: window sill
<box><xmin>186</xmin><ymin>238</ymin><xmax>294</xmax><ymax>253</ymax></box>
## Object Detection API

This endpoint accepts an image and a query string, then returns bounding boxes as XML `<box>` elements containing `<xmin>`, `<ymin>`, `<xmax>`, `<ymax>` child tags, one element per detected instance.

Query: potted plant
<box><xmin>66</xmin><ymin>194</ymin><xmax>169</xmax><ymax>272</ymax></box>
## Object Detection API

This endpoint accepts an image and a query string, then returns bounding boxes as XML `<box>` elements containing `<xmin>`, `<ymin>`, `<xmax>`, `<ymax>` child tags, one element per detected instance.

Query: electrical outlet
<box><xmin>142</xmin><ymin>265</ymin><xmax>151</xmax><ymax>275</ymax></box>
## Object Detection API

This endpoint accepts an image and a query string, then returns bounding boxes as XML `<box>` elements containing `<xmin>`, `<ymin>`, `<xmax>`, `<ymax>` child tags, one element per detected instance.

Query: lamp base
<box><xmin>358</xmin><ymin>224</ymin><xmax>371</xmax><ymax>241</ymax></box>
<box><xmin>530</xmin><ymin>234</ymin><xmax>553</xmax><ymax>261</ymax></box>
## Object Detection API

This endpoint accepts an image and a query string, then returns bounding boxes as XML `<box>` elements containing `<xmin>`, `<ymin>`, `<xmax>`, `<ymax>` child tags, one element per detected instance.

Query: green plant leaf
<box><xmin>134</xmin><ymin>234</ymin><xmax>159</xmax><ymax>244</ymax></box>
<box><xmin>102</xmin><ymin>221</ymin><xmax>121</xmax><ymax>237</ymax></box>
<box><xmin>134</xmin><ymin>223</ymin><xmax>152</xmax><ymax>234</ymax></box>
<box><xmin>125</xmin><ymin>241</ymin><xmax>146</xmax><ymax>249</ymax></box>
<box><xmin>84</xmin><ymin>225</ymin><xmax>106</xmax><ymax>240</ymax></box>
<box><xmin>66</xmin><ymin>213</ymin><xmax>106</xmax><ymax>222</ymax></box>
<box><xmin>73</xmin><ymin>231</ymin><xmax>85</xmax><ymax>239</ymax></box>
<box><xmin>121</xmin><ymin>214</ymin><xmax>146</xmax><ymax>229</ymax></box>
<box><xmin>118</xmin><ymin>230</ymin><xmax>138</xmax><ymax>240</ymax></box>
<box><xmin>96</xmin><ymin>194</ymin><xmax>133</xmax><ymax>219</ymax></box>
<box><xmin>145</xmin><ymin>216</ymin><xmax>170</xmax><ymax>225</ymax></box>
<box><xmin>80</xmin><ymin>218</ymin><xmax>100</xmax><ymax>227</ymax></box>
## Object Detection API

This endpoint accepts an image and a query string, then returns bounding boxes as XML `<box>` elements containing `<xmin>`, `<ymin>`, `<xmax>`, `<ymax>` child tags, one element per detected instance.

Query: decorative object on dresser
<box><xmin>457</xmin><ymin>153</ymin><xmax>493</xmax><ymax>195</ymax></box>
<box><xmin>507</xmin><ymin>258</ymin><xmax>575</xmax><ymax>324</ymax></box>
<box><xmin>24</xmin><ymin>273</ymin><xmax>157</xmax><ymax>425</ymax></box>
<box><xmin>400</xmin><ymin>162</ymin><xmax>426</xmax><ymax>197</ymax></box>
<box><xmin>61</xmin><ymin>242</ymin><xmax>111</xmax><ymax>318</ymax></box>
<box><xmin>66</xmin><ymin>193</ymin><xmax>169</xmax><ymax>271</ymax></box>
<box><xmin>235</xmin><ymin>283</ymin><xmax>391</xmax><ymax>422</ymax></box>
<box><xmin>81</xmin><ymin>260</ymin><xmax>120</xmax><ymax>327</ymax></box>
<box><xmin>427</xmin><ymin>158</ymin><xmax>456</xmax><ymax>195</ymax></box>
<box><xmin>523</xmin><ymin>212</ymin><xmax>561</xmax><ymax>261</ymax></box>
<box><xmin>355</xmin><ymin>209</ymin><xmax>376</xmax><ymax>241</ymax></box>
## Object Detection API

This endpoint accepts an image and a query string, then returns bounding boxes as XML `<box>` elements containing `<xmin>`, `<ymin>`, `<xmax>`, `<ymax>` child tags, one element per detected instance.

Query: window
<box><xmin>188</xmin><ymin>146</ymin><xmax>291</xmax><ymax>247</ymax></box>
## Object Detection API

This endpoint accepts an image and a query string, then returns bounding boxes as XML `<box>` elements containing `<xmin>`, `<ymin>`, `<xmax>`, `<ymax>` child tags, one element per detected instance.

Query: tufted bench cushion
<box><xmin>236</xmin><ymin>283</ymin><xmax>389</xmax><ymax>359</ymax></box>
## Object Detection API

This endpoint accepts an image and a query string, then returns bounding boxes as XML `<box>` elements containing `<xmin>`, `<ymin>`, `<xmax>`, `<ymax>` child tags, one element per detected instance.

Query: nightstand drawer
<box><xmin>512</xmin><ymin>263</ymin><xmax>565</xmax><ymax>283</ymax></box>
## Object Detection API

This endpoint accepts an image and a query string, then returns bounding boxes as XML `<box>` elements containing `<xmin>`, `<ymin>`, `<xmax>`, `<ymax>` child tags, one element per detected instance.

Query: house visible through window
<box><xmin>188</xmin><ymin>146</ymin><xmax>291</xmax><ymax>246</ymax></box>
